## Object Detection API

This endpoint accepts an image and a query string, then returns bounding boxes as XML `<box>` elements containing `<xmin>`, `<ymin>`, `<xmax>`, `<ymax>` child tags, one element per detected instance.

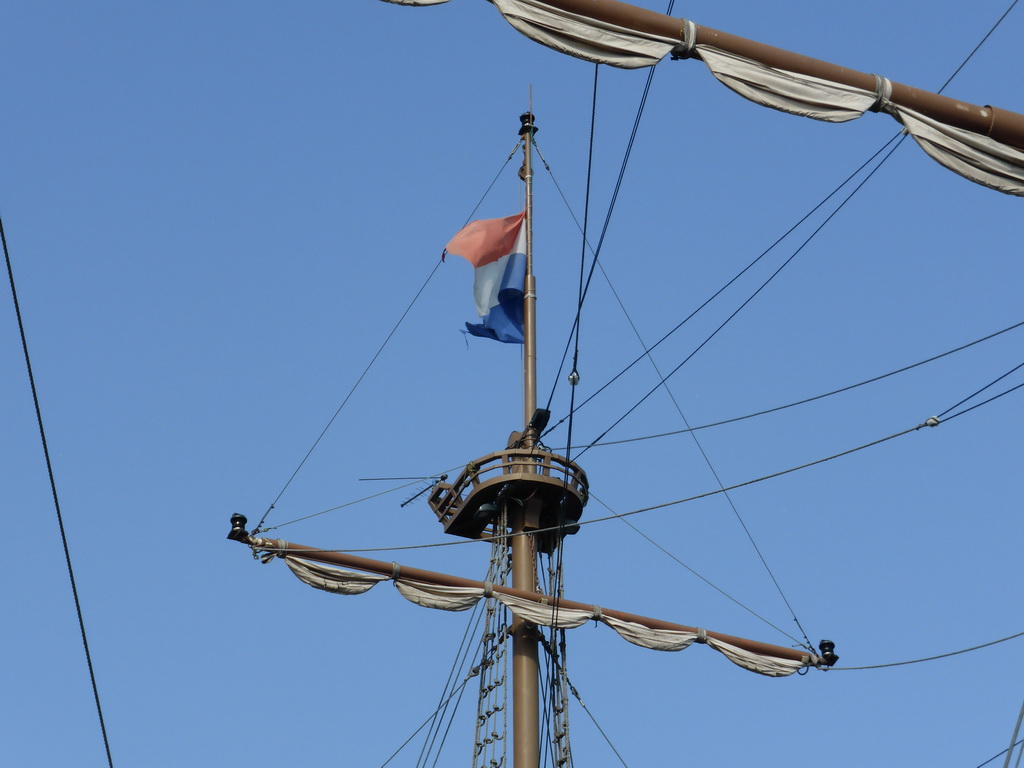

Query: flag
<box><xmin>445</xmin><ymin>211</ymin><xmax>527</xmax><ymax>344</ymax></box>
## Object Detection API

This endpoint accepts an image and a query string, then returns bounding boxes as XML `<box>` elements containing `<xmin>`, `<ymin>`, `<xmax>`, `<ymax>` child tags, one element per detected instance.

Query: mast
<box><xmin>513</xmin><ymin>109</ymin><xmax>541</xmax><ymax>768</ymax></box>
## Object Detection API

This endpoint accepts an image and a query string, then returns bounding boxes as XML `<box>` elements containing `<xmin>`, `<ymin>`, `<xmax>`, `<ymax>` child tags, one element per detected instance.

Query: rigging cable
<box><xmin>937</xmin><ymin>0</ymin><xmax>1020</xmax><ymax>94</ymax></box>
<box><xmin>1002</xmin><ymin>696</ymin><xmax>1024</xmax><ymax>768</ymax></box>
<box><xmin>259</xmin><ymin>466</ymin><xmax>465</xmax><ymax>532</ymax></box>
<box><xmin>318</xmin><ymin>366</ymin><xmax>1022</xmax><ymax>555</ymax></box>
<box><xmin>544</xmin><ymin>0</ymin><xmax>1019</xmax><ymax>438</ymax></box>
<box><xmin>541</xmin><ymin>62</ymin><xmax>601</xmax><ymax>768</ymax></box>
<box><xmin>416</xmin><ymin>600</ymin><xmax>487</xmax><ymax>768</ymax></box>
<box><xmin>251</xmin><ymin>259</ymin><xmax>443</xmax><ymax>535</ymax></box>
<box><xmin>976</xmin><ymin>739</ymin><xmax>1024</xmax><ymax>768</ymax></box>
<box><xmin>942</xmin><ymin>378</ymin><xmax>1024</xmax><ymax>423</ymax></box>
<box><xmin>572</xmin><ymin>318</ymin><xmax>1024</xmax><ymax>450</ymax></box>
<box><xmin>937</xmin><ymin>359</ymin><xmax>1024</xmax><ymax>420</ymax></box>
<box><xmin>543</xmin><ymin>19</ymin><xmax>666</xmax><ymax>413</ymax></box>
<box><xmin>537</xmin><ymin>638</ymin><xmax>631</xmax><ymax>768</ymax></box>
<box><xmin>2</xmin><ymin>213</ymin><xmax>116</xmax><ymax>768</ymax></box>
<box><xmin>377</xmin><ymin>672</ymin><xmax>477</xmax><ymax>768</ymax></box>
<box><xmin>316</xmin><ymin>421</ymin><xmax>938</xmax><ymax>554</ymax></box>
<box><xmin>540</xmin><ymin>131</ymin><xmax>903</xmax><ymax>437</ymax></box>
<box><xmin>576</xmin><ymin>350</ymin><xmax>1024</xmax><ymax>527</ymax></box>
<box><xmin>829</xmin><ymin>630</ymin><xmax>1024</xmax><ymax>671</ymax></box>
<box><xmin>584</xmin><ymin>224</ymin><xmax>816</xmax><ymax>652</ymax></box>
<box><xmin>590</xmin><ymin>493</ymin><xmax>808</xmax><ymax>647</ymax></box>
<box><xmin>573</xmin><ymin>135</ymin><xmax>906</xmax><ymax>457</ymax></box>
<box><xmin>252</xmin><ymin>145</ymin><xmax>522</xmax><ymax>535</ymax></box>
<box><xmin>419</xmin><ymin>606</ymin><xmax>491</xmax><ymax>765</ymax></box>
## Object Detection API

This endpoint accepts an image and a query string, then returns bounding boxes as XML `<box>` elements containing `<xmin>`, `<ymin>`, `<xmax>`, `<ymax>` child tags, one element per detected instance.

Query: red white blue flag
<box><xmin>445</xmin><ymin>212</ymin><xmax>527</xmax><ymax>344</ymax></box>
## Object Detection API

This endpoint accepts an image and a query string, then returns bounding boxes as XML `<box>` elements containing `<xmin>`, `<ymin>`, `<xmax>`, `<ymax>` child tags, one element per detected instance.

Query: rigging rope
<box><xmin>2</xmin><ymin>213</ymin><xmax>116</xmax><ymax>768</ymax></box>
<box><xmin>288</xmin><ymin>363</ymin><xmax>1021</xmax><ymax>556</ymax></box>
<box><xmin>545</xmin><ymin>0</ymin><xmax>1019</xmax><ymax>446</ymax></box>
<box><xmin>544</xmin><ymin>28</ymin><xmax>665</xmax><ymax>413</ymax></box>
<box><xmin>572</xmin><ymin>319</ymin><xmax>1024</xmax><ymax>450</ymax></box>
<box><xmin>574</xmin><ymin>136</ymin><xmax>907</xmax><ymax>457</ymax></box>
<box><xmin>252</xmin><ymin>259</ymin><xmax>443</xmax><ymax>535</ymax></box>
<box><xmin>591</xmin><ymin>494</ymin><xmax>808</xmax><ymax>647</ymax></box>
<box><xmin>310</xmin><ymin>419</ymin><xmax>941</xmax><ymax>555</ymax></box>
<box><xmin>577</xmin><ymin>230</ymin><xmax>817</xmax><ymax>652</ymax></box>
<box><xmin>254</xmin><ymin>143</ymin><xmax>522</xmax><ymax>535</ymax></box>
<box><xmin>540</xmin><ymin>132</ymin><xmax>903</xmax><ymax>439</ymax></box>
<box><xmin>537</xmin><ymin>641</ymin><xmax>630</xmax><ymax>768</ymax></box>
<box><xmin>976</xmin><ymin>739</ymin><xmax>1024</xmax><ymax>768</ymax></box>
<box><xmin>938</xmin><ymin>359</ymin><xmax>1024</xmax><ymax>420</ymax></box>
<box><xmin>377</xmin><ymin>671</ymin><xmax>477</xmax><ymax>768</ymax></box>
<box><xmin>829</xmin><ymin>630</ymin><xmax>1024</xmax><ymax>671</ymax></box>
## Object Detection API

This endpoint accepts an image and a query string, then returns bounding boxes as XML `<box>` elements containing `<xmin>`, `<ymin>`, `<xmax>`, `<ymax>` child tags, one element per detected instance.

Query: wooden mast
<box><xmin>512</xmin><ymin>109</ymin><xmax>541</xmax><ymax>768</ymax></box>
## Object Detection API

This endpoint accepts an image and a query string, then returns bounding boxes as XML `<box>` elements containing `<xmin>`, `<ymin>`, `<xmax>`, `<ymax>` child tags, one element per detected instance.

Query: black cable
<box><xmin>974</xmin><ymin>738</ymin><xmax>1024</xmax><ymax>768</ymax></box>
<box><xmin>572</xmin><ymin>319</ymin><xmax>1024</xmax><ymax>451</ymax></box>
<box><xmin>545</xmin><ymin>0</ymin><xmax>1018</xmax><ymax>441</ymax></box>
<box><xmin>252</xmin><ymin>258</ymin><xmax>443</xmax><ymax>534</ymax></box>
<box><xmin>545</xmin><ymin>36</ymin><xmax>665</xmax><ymax>411</ymax></box>
<box><xmin>937</xmin><ymin>0</ymin><xmax>1020</xmax><ymax>93</ymax></box>
<box><xmin>2</xmin><ymin>213</ymin><xmax>115</xmax><ymax>768</ymax></box>
<box><xmin>938</xmin><ymin>359</ymin><xmax>1024</xmax><ymax>419</ymax></box>
<box><xmin>541</xmin><ymin>133</ymin><xmax>903</xmax><ymax>439</ymax></box>
<box><xmin>943</xmin><ymin>379</ymin><xmax>1024</xmax><ymax>423</ymax></box>
<box><xmin>254</xmin><ymin>145</ymin><xmax>521</xmax><ymax>535</ymax></box>
<box><xmin>831</xmin><ymin>630</ymin><xmax>1024</xmax><ymax>671</ymax></box>
<box><xmin>574</xmin><ymin>136</ymin><xmax>906</xmax><ymax>457</ymax></box>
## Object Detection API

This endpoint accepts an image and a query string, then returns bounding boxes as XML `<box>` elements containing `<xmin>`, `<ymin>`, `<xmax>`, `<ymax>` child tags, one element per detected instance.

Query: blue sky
<box><xmin>3</xmin><ymin>1</ymin><xmax>1022</xmax><ymax>766</ymax></box>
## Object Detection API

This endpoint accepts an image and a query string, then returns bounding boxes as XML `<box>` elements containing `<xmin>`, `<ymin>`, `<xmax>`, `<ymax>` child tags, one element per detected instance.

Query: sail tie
<box><xmin>672</xmin><ymin>18</ymin><xmax>698</xmax><ymax>59</ymax></box>
<box><xmin>696</xmin><ymin>627</ymin><xmax>708</xmax><ymax>644</ymax></box>
<box><xmin>591</xmin><ymin>605</ymin><xmax>603</xmax><ymax>623</ymax></box>
<box><xmin>391</xmin><ymin>562</ymin><xmax>401</xmax><ymax>580</ymax></box>
<box><xmin>258</xmin><ymin>538</ymin><xmax>288</xmax><ymax>564</ymax></box>
<box><xmin>483</xmin><ymin>581</ymin><xmax>494</xmax><ymax>598</ymax></box>
<box><xmin>870</xmin><ymin>74</ymin><xmax>893</xmax><ymax>113</ymax></box>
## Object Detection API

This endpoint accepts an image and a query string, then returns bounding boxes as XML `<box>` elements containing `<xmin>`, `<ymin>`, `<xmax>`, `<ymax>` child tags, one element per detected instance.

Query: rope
<box><xmin>938</xmin><ymin>359</ymin><xmax>1024</xmax><ymax>419</ymax></box>
<box><xmin>936</xmin><ymin>0</ymin><xmax>1020</xmax><ymax>94</ymax></box>
<box><xmin>592</xmin><ymin>494</ymin><xmax>808</xmax><ymax>647</ymax></box>
<box><xmin>252</xmin><ymin>258</ymin><xmax>444</xmax><ymax>534</ymax></box>
<box><xmin>976</xmin><ymin>739</ymin><xmax>1024</xmax><ymax>768</ymax></box>
<box><xmin>259</xmin><ymin>466</ymin><xmax>464</xmax><ymax>531</ymax></box>
<box><xmin>1001</xmin><ymin>696</ymin><xmax>1024</xmax><ymax>768</ymax></box>
<box><xmin>575</xmin><ymin>135</ymin><xmax>907</xmax><ymax>457</ymax></box>
<box><xmin>545</xmin><ymin>35</ymin><xmax>665</xmax><ymax>412</ymax></box>
<box><xmin>829</xmin><ymin>630</ymin><xmax>1024</xmax><ymax>671</ymax></box>
<box><xmin>571</xmin><ymin>319</ymin><xmax>1024</xmax><ymax>450</ymax></box>
<box><xmin>536</xmin><ymin>642</ymin><xmax>630</xmax><ymax>768</ymax></box>
<box><xmin>541</xmin><ymin>132</ymin><xmax>904</xmax><ymax>441</ymax></box>
<box><xmin>377</xmin><ymin>669</ymin><xmax>477</xmax><ymax>768</ymax></box>
<box><xmin>313</xmin><ymin>377</ymin><xmax>1018</xmax><ymax>555</ymax></box>
<box><xmin>559</xmin><ymin>0</ymin><xmax>1024</xmax><ymax>451</ymax></box>
<box><xmin>582</xmin><ymin>256</ymin><xmax>816</xmax><ymax>651</ymax></box>
<box><xmin>315</xmin><ymin>417</ymin><xmax>941</xmax><ymax>555</ymax></box>
<box><xmin>2</xmin><ymin>213</ymin><xmax>116</xmax><ymax>768</ymax></box>
<box><xmin>253</xmin><ymin>142</ymin><xmax>521</xmax><ymax>534</ymax></box>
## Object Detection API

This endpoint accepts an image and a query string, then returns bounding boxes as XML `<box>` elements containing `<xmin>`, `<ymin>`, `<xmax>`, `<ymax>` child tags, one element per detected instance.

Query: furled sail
<box><xmin>890</xmin><ymin>106</ymin><xmax>1024</xmax><ymax>196</ymax></box>
<box><xmin>379</xmin><ymin>0</ymin><xmax>451</xmax><ymax>5</ymax></box>
<box><xmin>694</xmin><ymin>45</ymin><xmax>1024</xmax><ymax>194</ymax></box>
<box><xmin>490</xmin><ymin>0</ymin><xmax>678</xmax><ymax>69</ymax></box>
<box><xmin>277</xmin><ymin>553</ymin><xmax>812</xmax><ymax>677</ymax></box>
<box><xmin>377</xmin><ymin>0</ymin><xmax>1024</xmax><ymax>195</ymax></box>
<box><xmin>696</xmin><ymin>45</ymin><xmax>880</xmax><ymax>123</ymax></box>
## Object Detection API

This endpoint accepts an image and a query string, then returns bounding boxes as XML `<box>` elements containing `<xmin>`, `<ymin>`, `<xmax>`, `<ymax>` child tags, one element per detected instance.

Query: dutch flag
<box><xmin>445</xmin><ymin>211</ymin><xmax>527</xmax><ymax>344</ymax></box>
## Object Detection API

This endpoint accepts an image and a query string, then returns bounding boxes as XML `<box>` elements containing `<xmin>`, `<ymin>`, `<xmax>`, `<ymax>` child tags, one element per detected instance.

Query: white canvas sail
<box><xmin>276</xmin><ymin>554</ymin><xmax>813</xmax><ymax>677</ymax></box>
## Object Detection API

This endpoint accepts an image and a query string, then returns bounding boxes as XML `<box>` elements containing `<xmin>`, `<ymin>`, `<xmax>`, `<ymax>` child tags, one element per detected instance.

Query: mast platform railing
<box><xmin>428</xmin><ymin>446</ymin><xmax>588</xmax><ymax>547</ymax></box>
